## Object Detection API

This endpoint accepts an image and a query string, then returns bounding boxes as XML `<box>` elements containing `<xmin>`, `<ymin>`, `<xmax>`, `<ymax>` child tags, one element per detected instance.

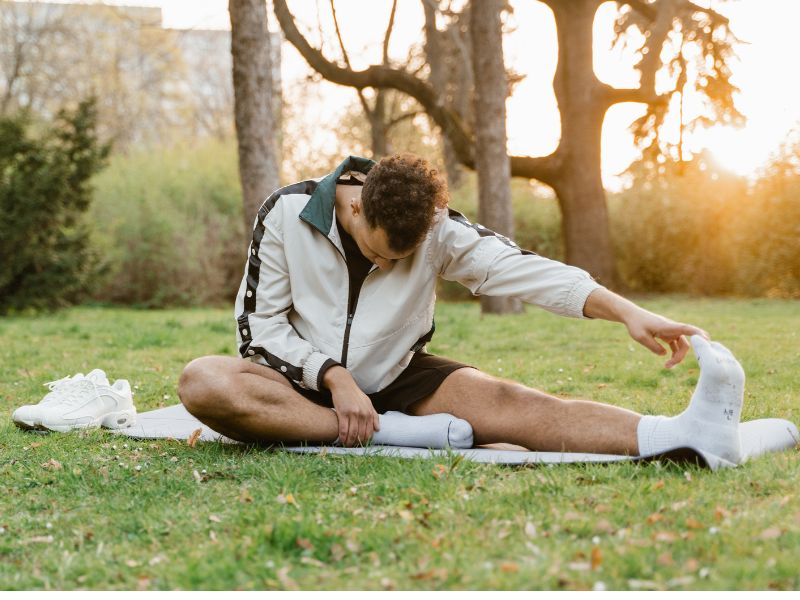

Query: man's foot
<box><xmin>371</xmin><ymin>411</ymin><xmax>473</xmax><ymax>448</ymax></box>
<box><xmin>637</xmin><ymin>335</ymin><xmax>745</xmax><ymax>464</ymax></box>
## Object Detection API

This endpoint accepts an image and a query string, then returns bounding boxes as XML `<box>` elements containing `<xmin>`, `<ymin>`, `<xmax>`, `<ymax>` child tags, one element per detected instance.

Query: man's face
<box><xmin>350</xmin><ymin>218</ymin><xmax>416</xmax><ymax>270</ymax></box>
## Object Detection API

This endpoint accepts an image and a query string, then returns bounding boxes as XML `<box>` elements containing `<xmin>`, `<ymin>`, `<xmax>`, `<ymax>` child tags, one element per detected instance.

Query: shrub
<box><xmin>0</xmin><ymin>100</ymin><xmax>109</xmax><ymax>313</ymax></box>
<box><xmin>89</xmin><ymin>139</ymin><xmax>245</xmax><ymax>307</ymax></box>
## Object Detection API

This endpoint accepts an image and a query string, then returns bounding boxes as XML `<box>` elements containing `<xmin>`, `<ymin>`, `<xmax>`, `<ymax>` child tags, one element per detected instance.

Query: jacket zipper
<box><xmin>341</xmin><ymin>265</ymin><xmax>378</xmax><ymax>367</ymax></box>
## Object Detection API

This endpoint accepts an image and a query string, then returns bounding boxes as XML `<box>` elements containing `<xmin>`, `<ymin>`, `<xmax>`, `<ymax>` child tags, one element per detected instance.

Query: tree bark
<box><xmin>545</xmin><ymin>0</ymin><xmax>619</xmax><ymax>287</ymax></box>
<box><xmin>470</xmin><ymin>0</ymin><xmax>522</xmax><ymax>314</ymax></box>
<box><xmin>229</xmin><ymin>0</ymin><xmax>280</xmax><ymax>231</ymax></box>
<box><xmin>423</xmin><ymin>0</ymin><xmax>463</xmax><ymax>189</ymax></box>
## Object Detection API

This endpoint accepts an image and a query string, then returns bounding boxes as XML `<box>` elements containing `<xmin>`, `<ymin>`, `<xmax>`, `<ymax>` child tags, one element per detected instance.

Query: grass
<box><xmin>0</xmin><ymin>298</ymin><xmax>798</xmax><ymax>590</ymax></box>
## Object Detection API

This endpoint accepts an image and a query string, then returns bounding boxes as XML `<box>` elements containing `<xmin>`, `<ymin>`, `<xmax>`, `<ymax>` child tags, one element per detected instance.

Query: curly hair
<box><xmin>361</xmin><ymin>153</ymin><xmax>449</xmax><ymax>253</ymax></box>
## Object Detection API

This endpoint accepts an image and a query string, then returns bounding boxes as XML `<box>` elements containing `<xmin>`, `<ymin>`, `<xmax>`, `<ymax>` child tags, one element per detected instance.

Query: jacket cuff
<box><xmin>565</xmin><ymin>278</ymin><xmax>604</xmax><ymax>319</ymax></box>
<box><xmin>316</xmin><ymin>358</ymin><xmax>341</xmax><ymax>391</ymax></box>
<box><xmin>302</xmin><ymin>351</ymin><xmax>337</xmax><ymax>391</ymax></box>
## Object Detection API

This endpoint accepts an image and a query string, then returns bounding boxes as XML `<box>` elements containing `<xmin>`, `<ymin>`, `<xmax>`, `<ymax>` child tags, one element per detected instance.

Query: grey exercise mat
<box><xmin>117</xmin><ymin>404</ymin><xmax>798</xmax><ymax>471</ymax></box>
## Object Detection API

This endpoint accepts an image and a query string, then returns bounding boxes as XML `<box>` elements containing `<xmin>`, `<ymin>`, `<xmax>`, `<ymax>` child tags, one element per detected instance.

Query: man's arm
<box><xmin>583</xmin><ymin>287</ymin><xmax>709</xmax><ymax>368</ymax></box>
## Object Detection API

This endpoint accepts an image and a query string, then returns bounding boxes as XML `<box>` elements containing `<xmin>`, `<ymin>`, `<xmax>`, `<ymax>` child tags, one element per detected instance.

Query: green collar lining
<box><xmin>299</xmin><ymin>155</ymin><xmax>376</xmax><ymax>235</ymax></box>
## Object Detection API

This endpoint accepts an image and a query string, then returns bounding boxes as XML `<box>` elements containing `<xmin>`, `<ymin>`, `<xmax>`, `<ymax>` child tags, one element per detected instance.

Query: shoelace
<box><xmin>55</xmin><ymin>379</ymin><xmax>101</xmax><ymax>407</ymax></box>
<box><xmin>40</xmin><ymin>376</ymin><xmax>80</xmax><ymax>405</ymax></box>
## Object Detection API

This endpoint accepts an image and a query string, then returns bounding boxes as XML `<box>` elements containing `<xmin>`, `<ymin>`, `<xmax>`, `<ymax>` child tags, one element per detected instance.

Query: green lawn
<box><xmin>0</xmin><ymin>298</ymin><xmax>798</xmax><ymax>590</ymax></box>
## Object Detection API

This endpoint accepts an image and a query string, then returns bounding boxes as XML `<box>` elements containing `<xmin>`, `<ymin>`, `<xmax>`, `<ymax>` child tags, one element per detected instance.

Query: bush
<box><xmin>0</xmin><ymin>100</ymin><xmax>109</xmax><ymax>313</ymax></box>
<box><xmin>89</xmin><ymin>139</ymin><xmax>245</xmax><ymax>307</ymax></box>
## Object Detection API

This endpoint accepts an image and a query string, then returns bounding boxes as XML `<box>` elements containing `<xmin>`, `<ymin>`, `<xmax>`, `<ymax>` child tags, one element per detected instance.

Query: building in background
<box><xmin>0</xmin><ymin>0</ymin><xmax>280</xmax><ymax>148</ymax></box>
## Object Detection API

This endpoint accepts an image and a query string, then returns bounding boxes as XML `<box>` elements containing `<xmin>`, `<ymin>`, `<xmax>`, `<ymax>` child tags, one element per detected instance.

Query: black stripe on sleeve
<box><xmin>447</xmin><ymin>208</ymin><xmax>536</xmax><ymax>256</ymax></box>
<box><xmin>236</xmin><ymin>179</ymin><xmax>319</xmax><ymax>377</ymax></box>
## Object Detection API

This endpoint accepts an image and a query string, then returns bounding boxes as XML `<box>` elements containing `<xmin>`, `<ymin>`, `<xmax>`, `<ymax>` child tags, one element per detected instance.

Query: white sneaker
<box><xmin>12</xmin><ymin>369</ymin><xmax>136</xmax><ymax>432</ymax></box>
<box><xmin>12</xmin><ymin>370</ymin><xmax>96</xmax><ymax>430</ymax></box>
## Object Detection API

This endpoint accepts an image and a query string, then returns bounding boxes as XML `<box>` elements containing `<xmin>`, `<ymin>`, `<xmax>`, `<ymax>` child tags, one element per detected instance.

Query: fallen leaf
<box><xmin>646</xmin><ymin>513</ymin><xmax>664</xmax><ymax>524</ymax></box>
<box><xmin>714</xmin><ymin>506</ymin><xmax>731</xmax><ymax>521</ymax></box>
<box><xmin>628</xmin><ymin>579</ymin><xmax>658</xmax><ymax>590</ymax></box>
<box><xmin>208</xmin><ymin>514</ymin><xmax>221</xmax><ymax>523</ymax></box>
<box><xmin>296</xmin><ymin>538</ymin><xmax>314</xmax><ymax>551</ymax></box>
<box><xmin>239</xmin><ymin>487</ymin><xmax>253</xmax><ymax>503</ymax></box>
<box><xmin>500</xmin><ymin>562</ymin><xmax>519</xmax><ymax>573</ymax></box>
<box><xmin>137</xmin><ymin>576</ymin><xmax>151</xmax><ymax>591</ymax></box>
<box><xmin>411</xmin><ymin>568</ymin><xmax>448</xmax><ymax>580</ymax></box>
<box><xmin>652</xmin><ymin>480</ymin><xmax>665</xmax><ymax>491</ymax></box>
<box><xmin>398</xmin><ymin>509</ymin><xmax>413</xmax><ymax>521</ymax></box>
<box><xmin>29</xmin><ymin>442</ymin><xmax>43</xmax><ymax>449</ymax></box>
<box><xmin>24</xmin><ymin>535</ymin><xmax>54</xmax><ymax>544</ymax></box>
<box><xmin>567</xmin><ymin>562</ymin><xmax>591</xmax><ymax>571</ymax></box>
<box><xmin>760</xmin><ymin>527</ymin><xmax>782</xmax><ymax>540</ymax></box>
<box><xmin>276</xmin><ymin>566</ymin><xmax>298</xmax><ymax>590</ymax></box>
<box><xmin>330</xmin><ymin>543</ymin><xmax>345</xmax><ymax>562</ymax></box>
<box><xmin>684</xmin><ymin>559</ymin><xmax>700</xmax><ymax>572</ymax></box>
<box><xmin>657</xmin><ymin>552</ymin><xmax>674</xmax><ymax>566</ymax></box>
<box><xmin>300</xmin><ymin>556</ymin><xmax>326</xmax><ymax>567</ymax></box>
<box><xmin>186</xmin><ymin>428</ymin><xmax>202</xmax><ymax>448</ymax></box>
<box><xmin>671</xmin><ymin>500</ymin><xmax>689</xmax><ymax>511</ymax></box>
<box><xmin>595</xmin><ymin>519</ymin><xmax>614</xmax><ymax>534</ymax></box>
<box><xmin>653</xmin><ymin>531</ymin><xmax>678</xmax><ymax>543</ymax></box>
<box><xmin>591</xmin><ymin>546</ymin><xmax>602</xmax><ymax>570</ymax></box>
<box><xmin>192</xmin><ymin>470</ymin><xmax>203</xmax><ymax>484</ymax></box>
<box><xmin>685</xmin><ymin>518</ymin><xmax>704</xmax><ymax>530</ymax></box>
<box><xmin>148</xmin><ymin>554</ymin><xmax>167</xmax><ymax>566</ymax></box>
<box><xmin>125</xmin><ymin>559</ymin><xmax>140</xmax><ymax>568</ymax></box>
<box><xmin>41</xmin><ymin>458</ymin><xmax>62</xmax><ymax>471</ymax></box>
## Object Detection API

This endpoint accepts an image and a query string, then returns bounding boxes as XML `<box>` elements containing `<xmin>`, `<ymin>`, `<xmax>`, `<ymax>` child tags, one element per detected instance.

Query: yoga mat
<box><xmin>117</xmin><ymin>404</ymin><xmax>798</xmax><ymax>471</ymax></box>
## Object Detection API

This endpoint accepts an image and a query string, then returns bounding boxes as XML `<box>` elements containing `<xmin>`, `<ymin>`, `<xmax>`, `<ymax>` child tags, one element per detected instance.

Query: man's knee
<box><xmin>178</xmin><ymin>356</ymin><xmax>231</xmax><ymax>417</ymax></box>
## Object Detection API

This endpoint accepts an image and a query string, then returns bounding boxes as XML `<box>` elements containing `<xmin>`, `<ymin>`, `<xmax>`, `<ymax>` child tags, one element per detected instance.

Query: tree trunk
<box><xmin>369</xmin><ymin>90</ymin><xmax>391</xmax><ymax>158</ymax></box>
<box><xmin>547</xmin><ymin>0</ymin><xmax>619</xmax><ymax>288</ymax></box>
<box><xmin>229</xmin><ymin>0</ymin><xmax>280</xmax><ymax>232</ymax></box>
<box><xmin>470</xmin><ymin>0</ymin><xmax>522</xmax><ymax>315</ymax></box>
<box><xmin>423</xmin><ymin>0</ymin><xmax>463</xmax><ymax>189</ymax></box>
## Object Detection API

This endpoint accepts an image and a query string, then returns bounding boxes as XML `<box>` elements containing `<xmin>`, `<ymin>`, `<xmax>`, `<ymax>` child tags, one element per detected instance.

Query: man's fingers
<box><xmin>665</xmin><ymin>336</ymin><xmax>690</xmax><ymax>368</ymax></box>
<box><xmin>358</xmin><ymin>415</ymin><xmax>370</xmax><ymax>446</ymax></box>
<box><xmin>670</xmin><ymin>323</ymin><xmax>709</xmax><ymax>340</ymax></box>
<box><xmin>373</xmin><ymin>411</ymin><xmax>381</xmax><ymax>432</ymax></box>
<box><xmin>637</xmin><ymin>333</ymin><xmax>667</xmax><ymax>356</ymax></box>
<box><xmin>338</xmin><ymin>418</ymin><xmax>350</xmax><ymax>447</ymax></box>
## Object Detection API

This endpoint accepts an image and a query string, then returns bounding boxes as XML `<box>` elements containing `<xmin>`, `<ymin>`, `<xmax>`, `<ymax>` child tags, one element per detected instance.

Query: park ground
<box><xmin>0</xmin><ymin>297</ymin><xmax>798</xmax><ymax>590</ymax></box>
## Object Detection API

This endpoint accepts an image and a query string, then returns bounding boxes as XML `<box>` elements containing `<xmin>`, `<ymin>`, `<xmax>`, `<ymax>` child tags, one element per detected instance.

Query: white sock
<box><xmin>373</xmin><ymin>411</ymin><xmax>473</xmax><ymax>448</ymax></box>
<box><xmin>637</xmin><ymin>335</ymin><xmax>745</xmax><ymax>464</ymax></box>
<box><xmin>328</xmin><ymin>409</ymin><xmax>474</xmax><ymax>448</ymax></box>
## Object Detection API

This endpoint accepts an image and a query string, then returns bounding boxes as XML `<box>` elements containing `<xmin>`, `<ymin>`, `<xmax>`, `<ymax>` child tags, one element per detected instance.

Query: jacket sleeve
<box><xmin>429</xmin><ymin>210</ymin><xmax>603</xmax><ymax>318</ymax></box>
<box><xmin>235</xmin><ymin>203</ymin><xmax>339</xmax><ymax>391</ymax></box>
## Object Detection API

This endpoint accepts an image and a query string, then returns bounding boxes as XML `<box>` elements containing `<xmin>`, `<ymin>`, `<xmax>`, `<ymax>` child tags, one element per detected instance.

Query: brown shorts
<box><xmin>279</xmin><ymin>352</ymin><xmax>472</xmax><ymax>414</ymax></box>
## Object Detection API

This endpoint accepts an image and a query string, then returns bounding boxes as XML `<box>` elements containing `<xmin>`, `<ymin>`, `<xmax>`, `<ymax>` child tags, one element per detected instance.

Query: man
<box><xmin>178</xmin><ymin>154</ymin><xmax>744</xmax><ymax>465</ymax></box>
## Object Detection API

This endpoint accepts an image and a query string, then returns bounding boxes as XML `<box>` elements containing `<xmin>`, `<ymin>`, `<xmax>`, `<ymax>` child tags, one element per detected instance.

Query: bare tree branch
<box><xmin>382</xmin><ymin>0</ymin><xmax>398</xmax><ymax>64</ymax></box>
<box><xmin>328</xmin><ymin>0</ymin><xmax>372</xmax><ymax>119</ymax></box>
<box><xmin>274</xmin><ymin>0</ymin><xmax>567</xmax><ymax>184</ymax></box>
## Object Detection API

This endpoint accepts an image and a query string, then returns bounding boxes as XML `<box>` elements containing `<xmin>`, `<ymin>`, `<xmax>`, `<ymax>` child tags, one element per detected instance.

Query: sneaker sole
<box><xmin>40</xmin><ymin>408</ymin><xmax>137</xmax><ymax>433</ymax></box>
<box><xmin>13</xmin><ymin>418</ymin><xmax>45</xmax><ymax>431</ymax></box>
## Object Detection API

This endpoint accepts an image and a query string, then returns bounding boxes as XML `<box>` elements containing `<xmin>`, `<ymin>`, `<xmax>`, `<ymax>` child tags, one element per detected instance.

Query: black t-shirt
<box><xmin>336</xmin><ymin>218</ymin><xmax>373</xmax><ymax>314</ymax></box>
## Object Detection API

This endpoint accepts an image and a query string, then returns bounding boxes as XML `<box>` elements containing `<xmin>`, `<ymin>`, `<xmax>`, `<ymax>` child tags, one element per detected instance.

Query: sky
<box><xmin>57</xmin><ymin>0</ymin><xmax>800</xmax><ymax>186</ymax></box>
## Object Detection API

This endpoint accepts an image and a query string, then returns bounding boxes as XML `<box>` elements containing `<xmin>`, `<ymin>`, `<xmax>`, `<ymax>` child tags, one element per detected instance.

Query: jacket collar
<box><xmin>299</xmin><ymin>155</ymin><xmax>376</xmax><ymax>235</ymax></box>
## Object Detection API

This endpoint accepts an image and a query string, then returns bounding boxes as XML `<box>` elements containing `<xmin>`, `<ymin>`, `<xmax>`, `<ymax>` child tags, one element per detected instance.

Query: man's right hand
<box><xmin>323</xmin><ymin>366</ymin><xmax>381</xmax><ymax>446</ymax></box>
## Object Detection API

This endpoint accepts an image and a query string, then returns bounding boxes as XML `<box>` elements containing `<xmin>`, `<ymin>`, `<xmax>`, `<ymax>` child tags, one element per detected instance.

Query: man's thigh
<box><xmin>405</xmin><ymin>367</ymin><xmax>557</xmax><ymax>446</ymax></box>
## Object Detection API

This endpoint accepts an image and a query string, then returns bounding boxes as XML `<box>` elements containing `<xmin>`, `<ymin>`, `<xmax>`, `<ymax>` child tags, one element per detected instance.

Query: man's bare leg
<box><xmin>178</xmin><ymin>356</ymin><xmax>340</xmax><ymax>444</ymax></box>
<box><xmin>407</xmin><ymin>368</ymin><xmax>641</xmax><ymax>455</ymax></box>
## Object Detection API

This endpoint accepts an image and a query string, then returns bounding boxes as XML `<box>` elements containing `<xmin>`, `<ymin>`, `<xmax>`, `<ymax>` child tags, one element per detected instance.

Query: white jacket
<box><xmin>234</xmin><ymin>156</ymin><xmax>603</xmax><ymax>394</ymax></box>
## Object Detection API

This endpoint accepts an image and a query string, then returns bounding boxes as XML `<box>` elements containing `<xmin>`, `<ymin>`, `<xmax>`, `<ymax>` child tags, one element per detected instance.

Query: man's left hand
<box><xmin>624</xmin><ymin>310</ymin><xmax>709</xmax><ymax>369</ymax></box>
